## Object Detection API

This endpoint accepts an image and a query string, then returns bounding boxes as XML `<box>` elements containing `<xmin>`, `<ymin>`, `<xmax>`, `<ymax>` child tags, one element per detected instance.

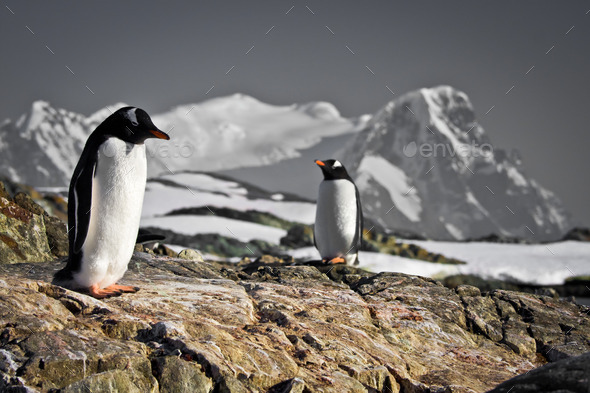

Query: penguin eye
<box><xmin>124</xmin><ymin>108</ymin><xmax>139</xmax><ymax>127</ymax></box>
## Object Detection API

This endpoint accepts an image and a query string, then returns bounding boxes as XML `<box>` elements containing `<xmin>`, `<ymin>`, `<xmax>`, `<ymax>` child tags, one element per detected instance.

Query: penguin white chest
<box><xmin>75</xmin><ymin>138</ymin><xmax>147</xmax><ymax>288</ymax></box>
<box><xmin>314</xmin><ymin>179</ymin><xmax>358</xmax><ymax>260</ymax></box>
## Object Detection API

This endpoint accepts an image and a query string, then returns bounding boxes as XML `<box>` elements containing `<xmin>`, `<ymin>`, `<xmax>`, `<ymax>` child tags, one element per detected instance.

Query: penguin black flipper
<box><xmin>70</xmin><ymin>152</ymin><xmax>98</xmax><ymax>254</ymax></box>
<box><xmin>351</xmin><ymin>186</ymin><xmax>364</xmax><ymax>265</ymax></box>
<box><xmin>54</xmin><ymin>144</ymin><xmax>100</xmax><ymax>285</ymax></box>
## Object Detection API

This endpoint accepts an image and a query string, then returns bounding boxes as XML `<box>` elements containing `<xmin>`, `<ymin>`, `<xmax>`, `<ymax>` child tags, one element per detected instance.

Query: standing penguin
<box><xmin>314</xmin><ymin>159</ymin><xmax>363</xmax><ymax>265</ymax></box>
<box><xmin>53</xmin><ymin>107</ymin><xmax>169</xmax><ymax>298</ymax></box>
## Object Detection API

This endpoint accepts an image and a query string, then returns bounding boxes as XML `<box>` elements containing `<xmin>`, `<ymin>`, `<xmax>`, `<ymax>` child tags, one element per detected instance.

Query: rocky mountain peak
<box><xmin>339</xmin><ymin>86</ymin><xmax>571</xmax><ymax>241</ymax></box>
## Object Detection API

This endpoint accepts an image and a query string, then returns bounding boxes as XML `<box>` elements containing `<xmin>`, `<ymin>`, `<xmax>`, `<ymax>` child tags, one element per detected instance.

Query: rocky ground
<box><xmin>1</xmin><ymin>179</ymin><xmax>590</xmax><ymax>392</ymax></box>
<box><xmin>0</xmin><ymin>253</ymin><xmax>589</xmax><ymax>392</ymax></box>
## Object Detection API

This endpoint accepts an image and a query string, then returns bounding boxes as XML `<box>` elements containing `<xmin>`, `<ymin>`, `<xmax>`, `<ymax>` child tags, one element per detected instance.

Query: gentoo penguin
<box><xmin>53</xmin><ymin>107</ymin><xmax>169</xmax><ymax>298</ymax></box>
<box><xmin>313</xmin><ymin>159</ymin><xmax>363</xmax><ymax>265</ymax></box>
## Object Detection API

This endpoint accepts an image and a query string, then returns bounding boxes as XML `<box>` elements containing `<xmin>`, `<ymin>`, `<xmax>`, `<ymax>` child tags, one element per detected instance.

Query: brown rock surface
<box><xmin>0</xmin><ymin>254</ymin><xmax>588</xmax><ymax>392</ymax></box>
<box><xmin>0</xmin><ymin>181</ymin><xmax>68</xmax><ymax>262</ymax></box>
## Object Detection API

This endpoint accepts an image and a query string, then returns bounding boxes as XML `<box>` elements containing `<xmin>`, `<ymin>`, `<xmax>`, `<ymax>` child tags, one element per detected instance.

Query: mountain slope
<box><xmin>0</xmin><ymin>95</ymin><xmax>366</xmax><ymax>187</ymax></box>
<box><xmin>0</xmin><ymin>101</ymin><xmax>117</xmax><ymax>186</ymax></box>
<box><xmin>338</xmin><ymin>86</ymin><xmax>571</xmax><ymax>241</ymax></box>
<box><xmin>0</xmin><ymin>88</ymin><xmax>572</xmax><ymax>241</ymax></box>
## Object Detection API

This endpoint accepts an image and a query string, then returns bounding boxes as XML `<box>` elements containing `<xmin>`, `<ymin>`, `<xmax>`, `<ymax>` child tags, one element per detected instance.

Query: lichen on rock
<box><xmin>0</xmin><ymin>181</ymin><xmax>68</xmax><ymax>263</ymax></box>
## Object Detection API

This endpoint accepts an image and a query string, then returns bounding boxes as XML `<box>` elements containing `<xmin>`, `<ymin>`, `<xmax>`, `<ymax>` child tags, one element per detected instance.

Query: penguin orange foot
<box><xmin>324</xmin><ymin>257</ymin><xmax>347</xmax><ymax>264</ymax></box>
<box><xmin>88</xmin><ymin>284</ymin><xmax>123</xmax><ymax>299</ymax></box>
<box><xmin>87</xmin><ymin>284</ymin><xmax>139</xmax><ymax>299</ymax></box>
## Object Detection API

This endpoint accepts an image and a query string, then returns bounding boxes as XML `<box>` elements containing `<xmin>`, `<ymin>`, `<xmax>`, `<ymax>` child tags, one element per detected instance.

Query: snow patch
<box><xmin>142</xmin><ymin>173</ymin><xmax>316</xmax><ymax>224</ymax></box>
<box><xmin>507</xmin><ymin>167</ymin><xmax>528</xmax><ymax>187</ymax></box>
<box><xmin>410</xmin><ymin>240</ymin><xmax>590</xmax><ymax>285</ymax></box>
<box><xmin>141</xmin><ymin>215</ymin><xmax>287</xmax><ymax>244</ymax></box>
<box><xmin>355</xmin><ymin>155</ymin><xmax>422</xmax><ymax>222</ymax></box>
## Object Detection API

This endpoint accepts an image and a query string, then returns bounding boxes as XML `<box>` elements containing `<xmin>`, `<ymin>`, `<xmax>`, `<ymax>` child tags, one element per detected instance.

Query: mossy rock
<box><xmin>280</xmin><ymin>223</ymin><xmax>314</xmax><ymax>248</ymax></box>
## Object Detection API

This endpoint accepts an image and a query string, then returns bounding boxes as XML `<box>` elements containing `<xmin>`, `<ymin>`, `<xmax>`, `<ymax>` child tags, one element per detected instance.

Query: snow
<box><xmin>159</xmin><ymin>172</ymin><xmax>248</xmax><ymax>196</ymax></box>
<box><xmin>421</xmin><ymin>88</ymin><xmax>465</xmax><ymax>155</ymax></box>
<box><xmin>356</xmin><ymin>155</ymin><xmax>422</xmax><ymax>222</ymax></box>
<box><xmin>0</xmin><ymin>95</ymin><xmax>364</xmax><ymax>188</ymax></box>
<box><xmin>149</xmin><ymin>93</ymin><xmax>364</xmax><ymax>174</ymax></box>
<box><xmin>507</xmin><ymin>167</ymin><xmax>528</xmax><ymax>187</ymax></box>
<box><xmin>142</xmin><ymin>173</ymin><xmax>316</xmax><ymax>224</ymax></box>
<box><xmin>444</xmin><ymin>223</ymin><xmax>464</xmax><ymax>239</ymax></box>
<box><xmin>289</xmin><ymin>240</ymin><xmax>590</xmax><ymax>286</ymax></box>
<box><xmin>141</xmin><ymin>215</ymin><xmax>287</xmax><ymax>244</ymax></box>
<box><xmin>288</xmin><ymin>247</ymin><xmax>456</xmax><ymax>278</ymax></box>
<box><xmin>409</xmin><ymin>239</ymin><xmax>590</xmax><ymax>285</ymax></box>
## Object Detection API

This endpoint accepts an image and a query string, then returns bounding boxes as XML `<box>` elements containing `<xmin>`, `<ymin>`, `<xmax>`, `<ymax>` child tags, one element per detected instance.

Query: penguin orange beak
<box><xmin>315</xmin><ymin>160</ymin><xmax>326</xmax><ymax>167</ymax></box>
<box><xmin>150</xmin><ymin>129</ymin><xmax>170</xmax><ymax>140</ymax></box>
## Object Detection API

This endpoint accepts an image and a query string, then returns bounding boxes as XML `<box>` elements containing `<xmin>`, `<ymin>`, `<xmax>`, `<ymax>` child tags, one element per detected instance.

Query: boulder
<box><xmin>0</xmin><ymin>181</ymin><xmax>68</xmax><ymax>262</ymax></box>
<box><xmin>0</xmin><ymin>195</ymin><xmax>53</xmax><ymax>262</ymax></box>
<box><xmin>487</xmin><ymin>352</ymin><xmax>590</xmax><ymax>393</ymax></box>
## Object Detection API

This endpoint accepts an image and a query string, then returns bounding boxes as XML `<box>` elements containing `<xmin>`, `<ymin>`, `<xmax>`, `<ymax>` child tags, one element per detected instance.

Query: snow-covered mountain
<box><xmin>0</xmin><ymin>87</ymin><xmax>573</xmax><ymax>241</ymax></box>
<box><xmin>0</xmin><ymin>94</ymin><xmax>366</xmax><ymax>186</ymax></box>
<box><xmin>0</xmin><ymin>101</ymin><xmax>119</xmax><ymax>186</ymax></box>
<box><xmin>337</xmin><ymin>86</ymin><xmax>571</xmax><ymax>241</ymax></box>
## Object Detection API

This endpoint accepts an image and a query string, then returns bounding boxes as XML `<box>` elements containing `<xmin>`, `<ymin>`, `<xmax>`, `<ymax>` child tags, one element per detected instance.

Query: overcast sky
<box><xmin>1</xmin><ymin>1</ymin><xmax>589</xmax><ymax>226</ymax></box>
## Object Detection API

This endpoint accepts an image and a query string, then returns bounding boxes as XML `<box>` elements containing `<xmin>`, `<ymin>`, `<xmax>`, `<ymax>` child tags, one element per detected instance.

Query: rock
<box><xmin>269</xmin><ymin>377</ymin><xmax>306</xmax><ymax>393</ymax></box>
<box><xmin>444</xmin><ymin>274</ymin><xmax>524</xmax><ymax>292</ymax></box>
<box><xmin>445</xmin><ymin>273</ymin><xmax>590</xmax><ymax>303</ymax></box>
<box><xmin>316</xmin><ymin>263</ymin><xmax>372</xmax><ymax>285</ymax></box>
<box><xmin>456</xmin><ymin>284</ymin><xmax>481</xmax><ymax>297</ymax></box>
<box><xmin>0</xmin><ymin>182</ymin><xmax>9</xmax><ymax>200</ymax></box>
<box><xmin>0</xmin><ymin>195</ymin><xmax>53</xmax><ymax>262</ymax></box>
<box><xmin>60</xmin><ymin>368</ymin><xmax>158</xmax><ymax>393</ymax></box>
<box><xmin>487</xmin><ymin>352</ymin><xmax>590</xmax><ymax>393</ymax></box>
<box><xmin>468</xmin><ymin>233</ymin><xmax>529</xmax><ymax>244</ymax></box>
<box><xmin>0</xmin><ymin>255</ymin><xmax>589</xmax><ymax>392</ymax></box>
<box><xmin>152</xmin><ymin>356</ymin><xmax>212</xmax><ymax>393</ymax></box>
<box><xmin>339</xmin><ymin>364</ymin><xmax>399</xmax><ymax>393</ymax></box>
<box><xmin>492</xmin><ymin>290</ymin><xmax>590</xmax><ymax>362</ymax></box>
<box><xmin>142</xmin><ymin>227</ymin><xmax>284</xmax><ymax>258</ymax></box>
<box><xmin>561</xmin><ymin>227</ymin><xmax>590</xmax><ymax>242</ymax></box>
<box><xmin>534</xmin><ymin>287</ymin><xmax>559</xmax><ymax>299</ymax></box>
<box><xmin>280</xmin><ymin>224</ymin><xmax>314</xmax><ymax>248</ymax></box>
<box><xmin>0</xmin><ymin>182</ymin><xmax>68</xmax><ymax>262</ymax></box>
<box><xmin>363</xmin><ymin>229</ymin><xmax>466</xmax><ymax>264</ymax></box>
<box><xmin>177</xmin><ymin>249</ymin><xmax>204</xmax><ymax>262</ymax></box>
<box><xmin>43</xmin><ymin>214</ymin><xmax>69</xmax><ymax>258</ymax></box>
<box><xmin>13</xmin><ymin>192</ymin><xmax>45</xmax><ymax>216</ymax></box>
<box><xmin>462</xmin><ymin>295</ymin><xmax>503</xmax><ymax>342</ymax></box>
<box><xmin>152</xmin><ymin>243</ymin><xmax>178</xmax><ymax>257</ymax></box>
<box><xmin>167</xmin><ymin>206</ymin><xmax>294</xmax><ymax>231</ymax></box>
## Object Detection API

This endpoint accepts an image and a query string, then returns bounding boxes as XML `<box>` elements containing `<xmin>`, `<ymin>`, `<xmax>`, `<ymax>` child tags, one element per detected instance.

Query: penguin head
<box><xmin>315</xmin><ymin>159</ymin><xmax>351</xmax><ymax>180</ymax></box>
<box><xmin>100</xmin><ymin>107</ymin><xmax>170</xmax><ymax>144</ymax></box>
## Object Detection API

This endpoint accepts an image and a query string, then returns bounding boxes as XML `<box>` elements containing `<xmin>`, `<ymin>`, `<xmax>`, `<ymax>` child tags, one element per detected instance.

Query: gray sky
<box><xmin>1</xmin><ymin>1</ymin><xmax>589</xmax><ymax>226</ymax></box>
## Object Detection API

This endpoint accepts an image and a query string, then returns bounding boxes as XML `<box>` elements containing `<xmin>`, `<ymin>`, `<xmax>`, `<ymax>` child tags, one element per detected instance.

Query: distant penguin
<box><xmin>313</xmin><ymin>159</ymin><xmax>363</xmax><ymax>265</ymax></box>
<box><xmin>53</xmin><ymin>107</ymin><xmax>169</xmax><ymax>298</ymax></box>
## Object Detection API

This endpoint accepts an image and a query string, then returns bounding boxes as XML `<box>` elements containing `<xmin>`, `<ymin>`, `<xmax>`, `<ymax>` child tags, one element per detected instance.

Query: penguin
<box><xmin>53</xmin><ymin>107</ymin><xmax>170</xmax><ymax>299</ymax></box>
<box><xmin>313</xmin><ymin>159</ymin><xmax>363</xmax><ymax>265</ymax></box>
